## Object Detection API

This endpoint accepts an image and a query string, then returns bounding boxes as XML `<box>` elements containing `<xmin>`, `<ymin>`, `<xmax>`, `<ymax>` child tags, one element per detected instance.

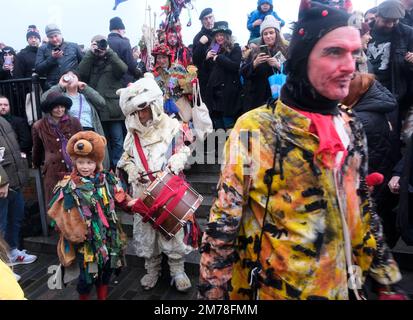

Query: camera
<box><xmin>96</xmin><ymin>39</ymin><xmax>108</xmax><ymax>50</ymax></box>
<box><xmin>53</xmin><ymin>47</ymin><xmax>61</xmax><ymax>52</ymax></box>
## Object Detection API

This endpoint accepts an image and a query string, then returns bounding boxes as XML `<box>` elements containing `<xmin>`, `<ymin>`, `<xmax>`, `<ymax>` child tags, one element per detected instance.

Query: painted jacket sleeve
<box><xmin>198</xmin><ymin>124</ymin><xmax>251</xmax><ymax>300</ymax></box>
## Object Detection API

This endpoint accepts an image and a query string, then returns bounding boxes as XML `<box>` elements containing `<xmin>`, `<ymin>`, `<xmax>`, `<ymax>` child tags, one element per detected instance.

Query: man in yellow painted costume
<box><xmin>199</xmin><ymin>0</ymin><xmax>406</xmax><ymax>300</ymax></box>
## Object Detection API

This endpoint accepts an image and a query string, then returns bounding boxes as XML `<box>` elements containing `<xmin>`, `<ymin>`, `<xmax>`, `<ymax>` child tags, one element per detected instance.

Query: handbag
<box><xmin>48</xmin><ymin>197</ymin><xmax>88</xmax><ymax>244</ymax></box>
<box><xmin>267</xmin><ymin>65</ymin><xmax>286</xmax><ymax>100</ymax></box>
<box><xmin>192</xmin><ymin>81</ymin><xmax>213</xmax><ymax>142</ymax></box>
<box><xmin>175</xmin><ymin>96</ymin><xmax>193</xmax><ymax>123</ymax></box>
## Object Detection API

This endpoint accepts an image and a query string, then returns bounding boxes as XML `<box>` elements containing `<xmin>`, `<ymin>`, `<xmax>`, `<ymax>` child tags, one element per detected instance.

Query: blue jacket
<box><xmin>247</xmin><ymin>9</ymin><xmax>285</xmax><ymax>40</ymax></box>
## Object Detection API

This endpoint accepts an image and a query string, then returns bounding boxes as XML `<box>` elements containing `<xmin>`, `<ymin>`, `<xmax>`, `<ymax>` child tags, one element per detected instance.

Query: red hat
<box><xmin>151</xmin><ymin>44</ymin><xmax>172</xmax><ymax>57</ymax></box>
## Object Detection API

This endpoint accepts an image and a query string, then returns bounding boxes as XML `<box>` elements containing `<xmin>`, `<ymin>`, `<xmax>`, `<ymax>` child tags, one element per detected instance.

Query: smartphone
<box><xmin>211</xmin><ymin>43</ymin><xmax>220</xmax><ymax>53</ymax></box>
<box><xmin>259</xmin><ymin>45</ymin><xmax>269</xmax><ymax>55</ymax></box>
<box><xmin>3</xmin><ymin>56</ymin><xmax>12</xmax><ymax>66</ymax></box>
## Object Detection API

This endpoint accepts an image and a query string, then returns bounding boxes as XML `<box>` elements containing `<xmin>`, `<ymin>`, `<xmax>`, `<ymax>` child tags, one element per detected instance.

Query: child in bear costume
<box><xmin>48</xmin><ymin>131</ymin><xmax>135</xmax><ymax>300</ymax></box>
<box><xmin>117</xmin><ymin>73</ymin><xmax>194</xmax><ymax>292</ymax></box>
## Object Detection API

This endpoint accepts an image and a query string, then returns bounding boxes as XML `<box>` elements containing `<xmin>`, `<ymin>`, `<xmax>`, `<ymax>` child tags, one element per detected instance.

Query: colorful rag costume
<box><xmin>199</xmin><ymin>101</ymin><xmax>401</xmax><ymax>300</ymax></box>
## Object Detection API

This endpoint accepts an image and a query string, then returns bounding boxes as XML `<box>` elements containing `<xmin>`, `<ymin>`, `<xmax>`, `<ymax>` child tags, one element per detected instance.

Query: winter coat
<box><xmin>32</xmin><ymin>115</ymin><xmax>82</xmax><ymax>206</ymax></box>
<box><xmin>77</xmin><ymin>49</ymin><xmax>127</xmax><ymax>122</ymax></box>
<box><xmin>247</xmin><ymin>8</ymin><xmax>285</xmax><ymax>41</ymax></box>
<box><xmin>0</xmin><ymin>117</ymin><xmax>28</xmax><ymax>190</ymax></box>
<box><xmin>108</xmin><ymin>33</ymin><xmax>138</xmax><ymax>86</ymax></box>
<box><xmin>204</xmin><ymin>44</ymin><xmax>242</xmax><ymax>117</ymax></box>
<box><xmin>352</xmin><ymin>80</ymin><xmax>397</xmax><ymax>178</ymax></box>
<box><xmin>240</xmin><ymin>49</ymin><xmax>278</xmax><ymax>111</ymax></box>
<box><xmin>192</xmin><ymin>27</ymin><xmax>214</xmax><ymax>100</ymax></box>
<box><xmin>199</xmin><ymin>101</ymin><xmax>401</xmax><ymax>300</ymax></box>
<box><xmin>35</xmin><ymin>41</ymin><xmax>83</xmax><ymax>90</ymax></box>
<box><xmin>14</xmin><ymin>46</ymin><xmax>38</xmax><ymax>78</ymax></box>
<box><xmin>41</xmin><ymin>84</ymin><xmax>111</xmax><ymax>170</ymax></box>
<box><xmin>1</xmin><ymin>115</ymin><xmax>32</xmax><ymax>155</ymax></box>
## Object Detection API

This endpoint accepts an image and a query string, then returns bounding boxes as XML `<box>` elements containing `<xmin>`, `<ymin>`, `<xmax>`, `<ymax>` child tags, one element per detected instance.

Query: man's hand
<box><xmin>0</xmin><ymin>183</ymin><xmax>9</xmax><ymax>198</ymax></box>
<box><xmin>405</xmin><ymin>52</ymin><xmax>413</xmax><ymax>64</ymax></box>
<box><xmin>78</xmin><ymin>81</ymin><xmax>87</xmax><ymax>91</ymax></box>
<box><xmin>127</xmin><ymin>199</ymin><xmax>138</xmax><ymax>208</ymax></box>
<box><xmin>52</xmin><ymin>49</ymin><xmax>64</xmax><ymax>59</ymax></box>
<box><xmin>200</xmin><ymin>35</ymin><xmax>209</xmax><ymax>45</ymax></box>
<box><xmin>253</xmin><ymin>53</ymin><xmax>269</xmax><ymax>69</ymax></box>
<box><xmin>388</xmin><ymin>176</ymin><xmax>401</xmax><ymax>194</ymax></box>
<box><xmin>253</xmin><ymin>19</ymin><xmax>263</xmax><ymax>28</ymax></box>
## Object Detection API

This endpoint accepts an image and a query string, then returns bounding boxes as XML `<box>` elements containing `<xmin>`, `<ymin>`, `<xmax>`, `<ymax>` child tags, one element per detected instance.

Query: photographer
<box><xmin>35</xmin><ymin>24</ymin><xmax>83</xmax><ymax>90</ymax></box>
<box><xmin>78</xmin><ymin>35</ymin><xmax>128</xmax><ymax>169</ymax></box>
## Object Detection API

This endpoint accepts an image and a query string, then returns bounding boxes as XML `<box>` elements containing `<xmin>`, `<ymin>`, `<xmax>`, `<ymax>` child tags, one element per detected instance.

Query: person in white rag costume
<box><xmin>116</xmin><ymin>73</ymin><xmax>193</xmax><ymax>292</ymax></box>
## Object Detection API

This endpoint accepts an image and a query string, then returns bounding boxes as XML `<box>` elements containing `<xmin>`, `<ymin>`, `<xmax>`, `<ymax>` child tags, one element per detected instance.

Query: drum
<box><xmin>138</xmin><ymin>171</ymin><xmax>203</xmax><ymax>240</ymax></box>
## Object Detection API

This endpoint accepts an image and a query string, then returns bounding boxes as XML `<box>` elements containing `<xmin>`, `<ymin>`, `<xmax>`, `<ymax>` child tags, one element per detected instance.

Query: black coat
<box><xmin>108</xmin><ymin>33</ymin><xmax>137</xmax><ymax>86</ymax></box>
<box><xmin>352</xmin><ymin>80</ymin><xmax>397</xmax><ymax>177</ymax></box>
<box><xmin>35</xmin><ymin>41</ymin><xmax>83</xmax><ymax>90</ymax></box>
<box><xmin>192</xmin><ymin>27</ymin><xmax>214</xmax><ymax>100</ymax></box>
<box><xmin>204</xmin><ymin>44</ymin><xmax>242</xmax><ymax>117</ymax></box>
<box><xmin>240</xmin><ymin>52</ymin><xmax>275</xmax><ymax>111</ymax></box>
<box><xmin>14</xmin><ymin>46</ymin><xmax>38</xmax><ymax>78</ymax></box>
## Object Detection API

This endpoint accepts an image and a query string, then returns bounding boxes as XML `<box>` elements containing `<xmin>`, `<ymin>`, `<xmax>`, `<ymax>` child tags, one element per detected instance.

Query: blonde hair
<box><xmin>0</xmin><ymin>234</ymin><xmax>10</xmax><ymax>264</ymax></box>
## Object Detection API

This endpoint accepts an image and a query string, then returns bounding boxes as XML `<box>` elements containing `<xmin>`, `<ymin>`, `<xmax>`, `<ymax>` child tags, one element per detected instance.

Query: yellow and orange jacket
<box><xmin>199</xmin><ymin>101</ymin><xmax>401</xmax><ymax>300</ymax></box>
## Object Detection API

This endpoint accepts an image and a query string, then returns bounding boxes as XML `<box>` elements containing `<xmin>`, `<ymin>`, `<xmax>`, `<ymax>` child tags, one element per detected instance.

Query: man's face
<box><xmin>0</xmin><ymin>98</ymin><xmax>10</xmax><ymax>116</ymax></box>
<box><xmin>167</xmin><ymin>32</ymin><xmax>178</xmax><ymax>47</ymax></box>
<box><xmin>48</xmin><ymin>33</ymin><xmax>63</xmax><ymax>47</ymax></box>
<box><xmin>27</xmin><ymin>36</ymin><xmax>40</xmax><ymax>47</ymax></box>
<box><xmin>375</xmin><ymin>16</ymin><xmax>399</xmax><ymax>33</ymax></box>
<box><xmin>260</xmin><ymin>3</ymin><xmax>271</xmax><ymax>13</ymax></box>
<box><xmin>308</xmin><ymin>27</ymin><xmax>361</xmax><ymax>101</ymax></box>
<box><xmin>365</xmin><ymin>13</ymin><xmax>376</xmax><ymax>25</ymax></box>
<box><xmin>157</xmin><ymin>54</ymin><xmax>170</xmax><ymax>69</ymax></box>
<box><xmin>202</xmin><ymin>14</ymin><xmax>215</xmax><ymax>30</ymax></box>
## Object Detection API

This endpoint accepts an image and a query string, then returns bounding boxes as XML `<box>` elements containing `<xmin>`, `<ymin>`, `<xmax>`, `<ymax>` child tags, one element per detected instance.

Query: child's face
<box><xmin>261</xmin><ymin>3</ymin><xmax>271</xmax><ymax>12</ymax></box>
<box><xmin>75</xmin><ymin>157</ymin><xmax>97</xmax><ymax>177</ymax></box>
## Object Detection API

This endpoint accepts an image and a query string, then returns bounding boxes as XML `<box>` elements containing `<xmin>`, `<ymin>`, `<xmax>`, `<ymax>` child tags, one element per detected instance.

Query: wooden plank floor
<box><xmin>12</xmin><ymin>252</ymin><xmax>199</xmax><ymax>300</ymax></box>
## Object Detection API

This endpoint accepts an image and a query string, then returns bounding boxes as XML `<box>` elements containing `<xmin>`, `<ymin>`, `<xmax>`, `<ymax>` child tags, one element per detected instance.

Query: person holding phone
<box><xmin>240</xmin><ymin>15</ymin><xmax>288</xmax><ymax>112</ymax></box>
<box><xmin>35</xmin><ymin>24</ymin><xmax>83</xmax><ymax>90</ymax></box>
<box><xmin>0</xmin><ymin>47</ymin><xmax>17</xmax><ymax>80</ymax></box>
<box><xmin>204</xmin><ymin>21</ymin><xmax>242</xmax><ymax>130</ymax></box>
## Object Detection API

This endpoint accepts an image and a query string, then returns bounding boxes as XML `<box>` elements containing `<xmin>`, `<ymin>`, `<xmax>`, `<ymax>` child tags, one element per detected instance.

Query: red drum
<box><xmin>135</xmin><ymin>171</ymin><xmax>203</xmax><ymax>240</ymax></box>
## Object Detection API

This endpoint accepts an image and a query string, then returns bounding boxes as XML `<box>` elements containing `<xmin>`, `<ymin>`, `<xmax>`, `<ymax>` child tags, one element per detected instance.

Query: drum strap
<box><xmin>134</xmin><ymin>133</ymin><xmax>155</xmax><ymax>182</ymax></box>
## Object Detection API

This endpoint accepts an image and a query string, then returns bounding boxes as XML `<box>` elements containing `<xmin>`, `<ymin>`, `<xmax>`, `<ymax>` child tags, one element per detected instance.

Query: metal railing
<box><xmin>0</xmin><ymin>74</ymin><xmax>49</xmax><ymax>237</ymax></box>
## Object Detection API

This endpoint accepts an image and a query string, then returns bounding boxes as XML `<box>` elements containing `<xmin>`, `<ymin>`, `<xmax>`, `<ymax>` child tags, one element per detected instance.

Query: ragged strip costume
<box><xmin>48</xmin><ymin>131</ymin><xmax>131</xmax><ymax>300</ymax></box>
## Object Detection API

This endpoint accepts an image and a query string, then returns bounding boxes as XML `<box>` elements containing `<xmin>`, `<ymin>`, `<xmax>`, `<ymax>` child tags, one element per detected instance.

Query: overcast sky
<box><xmin>2</xmin><ymin>0</ymin><xmax>383</xmax><ymax>51</ymax></box>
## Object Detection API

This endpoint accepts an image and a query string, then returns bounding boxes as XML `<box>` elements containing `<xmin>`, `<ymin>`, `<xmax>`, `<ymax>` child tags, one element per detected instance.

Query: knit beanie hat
<box><xmin>260</xmin><ymin>15</ymin><xmax>281</xmax><ymax>35</ymax></box>
<box><xmin>285</xmin><ymin>0</ymin><xmax>351</xmax><ymax>80</ymax></box>
<box><xmin>110</xmin><ymin>17</ymin><xmax>126</xmax><ymax>31</ymax></box>
<box><xmin>26</xmin><ymin>25</ymin><xmax>41</xmax><ymax>41</ymax></box>
<box><xmin>45</xmin><ymin>24</ymin><xmax>61</xmax><ymax>38</ymax></box>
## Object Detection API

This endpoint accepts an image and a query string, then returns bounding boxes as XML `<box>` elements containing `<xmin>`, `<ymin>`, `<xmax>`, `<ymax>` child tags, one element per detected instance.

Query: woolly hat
<box><xmin>285</xmin><ymin>0</ymin><xmax>351</xmax><ymax>79</ymax></box>
<box><xmin>110</xmin><ymin>17</ymin><xmax>126</xmax><ymax>31</ymax></box>
<box><xmin>199</xmin><ymin>8</ymin><xmax>213</xmax><ymax>20</ymax></box>
<box><xmin>260</xmin><ymin>15</ymin><xmax>281</xmax><ymax>34</ymax></box>
<box><xmin>26</xmin><ymin>25</ymin><xmax>41</xmax><ymax>41</ymax></box>
<box><xmin>41</xmin><ymin>91</ymin><xmax>72</xmax><ymax>114</ymax></box>
<box><xmin>211</xmin><ymin>21</ymin><xmax>232</xmax><ymax>36</ymax></box>
<box><xmin>67</xmin><ymin>131</ymin><xmax>107</xmax><ymax>172</ymax></box>
<box><xmin>377</xmin><ymin>0</ymin><xmax>405</xmax><ymax>19</ymax></box>
<box><xmin>45</xmin><ymin>24</ymin><xmax>61</xmax><ymax>38</ymax></box>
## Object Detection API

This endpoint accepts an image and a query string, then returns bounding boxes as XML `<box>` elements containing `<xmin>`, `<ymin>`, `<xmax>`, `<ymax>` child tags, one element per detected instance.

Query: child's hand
<box><xmin>127</xmin><ymin>199</ymin><xmax>138</xmax><ymax>207</ymax></box>
<box><xmin>253</xmin><ymin>19</ymin><xmax>263</xmax><ymax>27</ymax></box>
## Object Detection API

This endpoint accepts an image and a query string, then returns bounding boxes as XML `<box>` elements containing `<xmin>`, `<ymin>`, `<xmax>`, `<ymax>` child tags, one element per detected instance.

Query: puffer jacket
<box><xmin>35</xmin><ymin>41</ymin><xmax>83</xmax><ymax>90</ymax></box>
<box><xmin>352</xmin><ymin>80</ymin><xmax>397</xmax><ymax>177</ymax></box>
<box><xmin>247</xmin><ymin>2</ymin><xmax>285</xmax><ymax>40</ymax></box>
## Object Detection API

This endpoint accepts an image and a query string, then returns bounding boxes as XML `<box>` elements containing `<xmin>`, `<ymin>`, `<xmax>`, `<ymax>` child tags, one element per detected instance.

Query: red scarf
<box><xmin>295</xmin><ymin>110</ymin><xmax>348</xmax><ymax>169</ymax></box>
